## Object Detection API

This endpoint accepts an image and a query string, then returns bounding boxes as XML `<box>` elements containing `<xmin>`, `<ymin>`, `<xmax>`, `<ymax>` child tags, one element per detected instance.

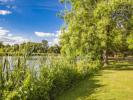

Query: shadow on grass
<box><xmin>103</xmin><ymin>63</ymin><xmax>133</xmax><ymax>70</ymax></box>
<box><xmin>56</xmin><ymin>72</ymin><xmax>104</xmax><ymax>100</ymax></box>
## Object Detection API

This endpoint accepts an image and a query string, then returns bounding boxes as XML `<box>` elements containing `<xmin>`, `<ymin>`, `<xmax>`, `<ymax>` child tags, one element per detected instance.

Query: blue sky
<box><xmin>0</xmin><ymin>0</ymin><xmax>64</xmax><ymax>45</ymax></box>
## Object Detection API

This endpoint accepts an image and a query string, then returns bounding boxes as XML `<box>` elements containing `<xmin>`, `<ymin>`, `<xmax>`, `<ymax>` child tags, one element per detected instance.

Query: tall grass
<box><xmin>0</xmin><ymin>55</ymin><xmax>101</xmax><ymax>100</ymax></box>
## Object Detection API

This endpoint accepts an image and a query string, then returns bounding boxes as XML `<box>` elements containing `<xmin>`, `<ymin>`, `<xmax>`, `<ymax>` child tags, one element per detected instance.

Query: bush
<box><xmin>29</xmin><ymin>57</ymin><xmax>101</xmax><ymax>100</ymax></box>
<box><xmin>0</xmin><ymin>56</ymin><xmax>101</xmax><ymax>100</ymax></box>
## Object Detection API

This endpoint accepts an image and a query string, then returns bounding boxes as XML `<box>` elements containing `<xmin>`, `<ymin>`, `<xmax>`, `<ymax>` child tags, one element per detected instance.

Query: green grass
<box><xmin>56</xmin><ymin>66</ymin><xmax>133</xmax><ymax>100</ymax></box>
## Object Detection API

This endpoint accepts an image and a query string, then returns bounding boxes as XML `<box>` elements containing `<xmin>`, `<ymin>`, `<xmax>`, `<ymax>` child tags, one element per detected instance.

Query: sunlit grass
<box><xmin>56</xmin><ymin>65</ymin><xmax>133</xmax><ymax>100</ymax></box>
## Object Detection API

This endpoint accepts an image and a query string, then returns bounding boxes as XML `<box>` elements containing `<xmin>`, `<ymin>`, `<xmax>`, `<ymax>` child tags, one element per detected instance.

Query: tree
<box><xmin>93</xmin><ymin>0</ymin><xmax>133</xmax><ymax>65</ymax></box>
<box><xmin>42</xmin><ymin>40</ymin><xmax>48</xmax><ymax>53</ymax></box>
<box><xmin>0</xmin><ymin>42</ymin><xmax>4</xmax><ymax>48</ymax></box>
<box><xmin>48</xmin><ymin>45</ymin><xmax>61</xmax><ymax>53</ymax></box>
<box><xmin>60</xmin><ymin>0</ymin><xmax>99</xmax><ymax>59</ymax></box>
<box><xmin>127</xmin><ymin>33</ymin><xmax>133</xmax><ymax>50</ymax></box>
<box><xmin>60</xmin><ymin>0</ymin><xmax>133</xmax><ymax>65</ymax></box>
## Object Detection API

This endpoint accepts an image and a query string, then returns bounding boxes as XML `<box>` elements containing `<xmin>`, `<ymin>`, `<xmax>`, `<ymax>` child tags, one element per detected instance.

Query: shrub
<box><xmin>0</xmin><ymin>56</ymin><xmax>101</xmax><ymax>100</ymax></box>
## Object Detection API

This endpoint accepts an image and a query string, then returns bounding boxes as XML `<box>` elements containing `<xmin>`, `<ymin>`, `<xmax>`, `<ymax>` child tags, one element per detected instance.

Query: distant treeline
<box><xmin>0</xmin><ymin>40</ymin><xmax>61</xmax><ymax>55</ymax></box>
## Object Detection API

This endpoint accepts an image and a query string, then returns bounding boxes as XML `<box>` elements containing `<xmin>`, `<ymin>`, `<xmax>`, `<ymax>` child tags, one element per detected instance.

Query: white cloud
<box><xmin>0</xmin><ymin>36</ymin><xmax>29</xmax><ymax>45</ymax></box>
<box><xmin>0</xmin><ymin>0</ymin><xmax>14</xmax><ymax>2</ymax></box>
<box><xmin>53</xmin><ymin>38</ymin><xmax>59</xmax><ymax>45</ymax></box>
<box><xmin>0</xmin><ymin>27</ymin><xmax>29</xmax><ymax>45</ymax></box>
<box><xmin>0</xmin><ymin>10</ymin><xmax>12</xmax><ymax>15</ymax></box>
<box><xmin>0</xmin><ymin>27</ymin><xmax>9</xmax><ymax>36</ymax></box>
<box><xmin>49</xmin><ymin>38</ymin><xmax>59</xmax><ymax>46</ymax></box>
<box><xmin>1</xmin><ymin>36</ymin><xmax>29</xmax><ymax>45</ymax></box>
<box><xmin>0</xmin><ymin>0</ymin><xmax>16</xmax><ymax>9</ymax></box>
<box><xmin>7</xmin><ymin>33</ymin><xmax>13</xmax><ymax>37</ymax></box>
<box><xmin>6</xmin><ymin>5</ymin><xmax>16</xmax><ymax>9</ymax></box>
<box><xmin>55</xmin><ymin>30</ymin><xmax>61</xmax><ymax>37</ymax></box>
<box><xmin>35</xmin><ymin>32</ymin><xmax>56</xmax><ymax>38</ymax></box>
<box><xmin>35</xmin><ymin>30</ymin><xmax>62</xmax><ymax>38</ymax></box>
<box><xmin>35</xmin><ymin>30</ymin><xmax>62</xmax><ymax>46</ymax></box>
<box><xmin>49</xmin><ymin>31</ymin><xmax>61</xmax><ymax>45</ymax></box>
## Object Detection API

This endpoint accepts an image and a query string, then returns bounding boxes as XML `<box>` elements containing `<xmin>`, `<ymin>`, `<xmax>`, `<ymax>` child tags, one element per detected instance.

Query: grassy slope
<box><xmin>56</xmin><ymin>69</ymin><xmax>133</xmax><ymax>100</ymax></box>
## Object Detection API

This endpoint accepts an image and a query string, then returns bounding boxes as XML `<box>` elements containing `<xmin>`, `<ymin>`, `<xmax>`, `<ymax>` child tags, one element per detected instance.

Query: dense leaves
<box><xmin>60</xmin><ymin>0</ymin><xmax>133</xmax><ymax>64</ymax></box>
<box><xmin>0</xmin><ymin>40</ymin><xmax>61</xmax><ymax>55</ymax></box>
<box><xmin>0</xmin><ymin>56</ymin><xmax>100</xmax><ymax>100</ymax></box>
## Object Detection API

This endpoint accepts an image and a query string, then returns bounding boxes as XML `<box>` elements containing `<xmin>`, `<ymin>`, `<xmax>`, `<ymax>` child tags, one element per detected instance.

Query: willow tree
<box><xmin>60</xmin><ymin>0</ymin><xmax>133</xmax><ymax>65</ymax></box>
<box><xmin>60</xmin><ymin>0</ymin><xmax>100</xmax><ymax>60</ymax></box>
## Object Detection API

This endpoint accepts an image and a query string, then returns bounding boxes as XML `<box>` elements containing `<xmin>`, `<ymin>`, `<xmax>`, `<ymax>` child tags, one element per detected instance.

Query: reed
<box><xmin>0</xmin><ymin>52</ymin><xmax>101</xmax><ymax>99</ymax></box>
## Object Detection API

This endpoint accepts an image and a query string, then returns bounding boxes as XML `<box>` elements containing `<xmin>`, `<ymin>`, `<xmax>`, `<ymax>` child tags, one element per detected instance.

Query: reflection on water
<box><xmin>0</xmin><ymin>56</ymin><xmax>53</xmax><ymax>71</ymax></box>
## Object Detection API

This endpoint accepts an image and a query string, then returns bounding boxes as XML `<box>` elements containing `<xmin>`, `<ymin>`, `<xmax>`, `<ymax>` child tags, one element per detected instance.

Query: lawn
<box><xmin>56</xmin><ymin>65</ymin><xmax>133</xmax><ymax>100</ymax></box>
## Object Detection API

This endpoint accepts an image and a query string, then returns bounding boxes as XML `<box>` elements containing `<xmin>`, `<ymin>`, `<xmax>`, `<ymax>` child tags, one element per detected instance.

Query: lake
<box><xmin>0</xmin><ymin>56</ymin><xmax>59</xmax><ymax>71</ymax></box>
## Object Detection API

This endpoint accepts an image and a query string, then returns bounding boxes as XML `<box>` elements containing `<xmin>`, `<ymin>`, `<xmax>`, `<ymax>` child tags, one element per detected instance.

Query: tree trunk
<box><xmin>103</xmin><ymin>49</ymin><xmax>108</xmax><ymax>66</ymax></box>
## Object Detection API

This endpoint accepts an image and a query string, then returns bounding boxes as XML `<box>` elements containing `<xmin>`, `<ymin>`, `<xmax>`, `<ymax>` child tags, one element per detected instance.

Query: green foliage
<box><xmin>27</xmin><ymin>57</ymin><xmax>100</xmax><ymax>100</ymax></box>
<box><xmin>0</xmin><ymin>56</ymin><xmax>101</xmax><ymax>100</ymax></box>
<box><xmin>0</xmin><ymin>40</ymin><xmax>61</xmax><ymax>56</ymax></box>
<box><xmin>60</xmin><ymin>0</ymin><xmax>133</xmax><ymax>62</ymax></box>
<box><xmin>127</xmin><ymin>33</ymin><xmax>133</xmax><ymax>49</ymax></box>
<box><xmin>48</xmin><ymin>45</ymin><xmax>61</xmax><ymax>53</ymax></box>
